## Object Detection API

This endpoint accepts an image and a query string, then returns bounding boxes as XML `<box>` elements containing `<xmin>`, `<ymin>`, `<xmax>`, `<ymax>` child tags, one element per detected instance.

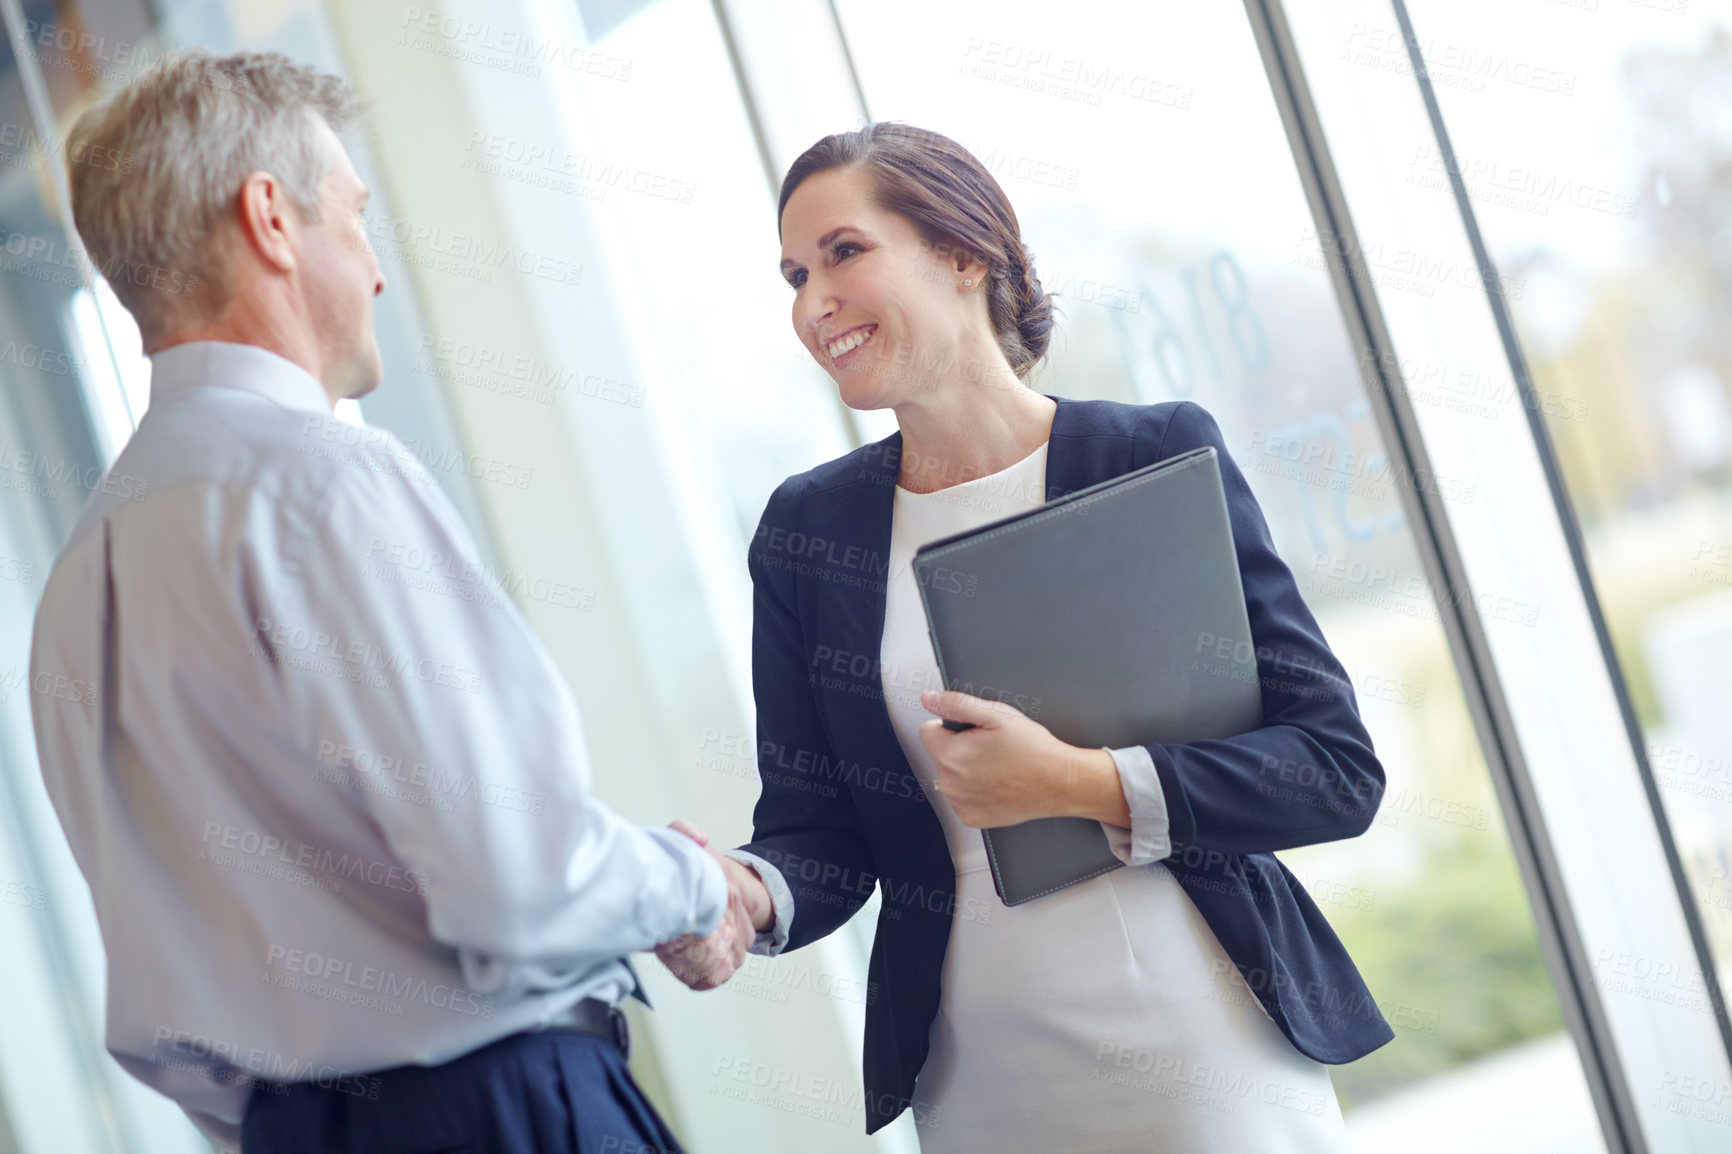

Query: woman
<box><xmin>702</xmin><ymin>123</ymin><xmax>1392</xmax><ymax>1151</ymax></box>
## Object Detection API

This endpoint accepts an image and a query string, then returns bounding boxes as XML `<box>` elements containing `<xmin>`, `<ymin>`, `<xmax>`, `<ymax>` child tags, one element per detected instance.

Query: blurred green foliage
<box><xmin>1328</xmin><ymin>831</ymin><xmax>1564</xmax><ymax>1109</ymax></box>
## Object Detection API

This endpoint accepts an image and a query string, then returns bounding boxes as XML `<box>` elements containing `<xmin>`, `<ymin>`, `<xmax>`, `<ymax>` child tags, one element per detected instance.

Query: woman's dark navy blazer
<box><xmin>736</xmin><ymin>396</ymin><xmax>1394</xmax><ymax>1134</ymax></box>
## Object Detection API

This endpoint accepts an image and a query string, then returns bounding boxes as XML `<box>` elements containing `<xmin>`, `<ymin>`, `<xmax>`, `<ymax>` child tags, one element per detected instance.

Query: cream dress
<box><xmin>881</xmin><ymin>443</ymin><xmax>1350</xmax><ymax>1153</ymax></box>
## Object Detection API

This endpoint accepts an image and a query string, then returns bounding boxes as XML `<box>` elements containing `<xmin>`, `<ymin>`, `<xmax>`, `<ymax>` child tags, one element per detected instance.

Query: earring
<box><xmin>963</xmin><ymin>278</ymin><xmax>973</xmax><ymax>287</ymax></box>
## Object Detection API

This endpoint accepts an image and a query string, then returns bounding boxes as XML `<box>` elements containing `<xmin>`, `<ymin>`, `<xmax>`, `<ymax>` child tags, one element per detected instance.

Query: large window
<box><xmin>1406</xmin><ymin>0</ymin><xmax>1732</xmax><ymax>1011</ymax></box>
<box><xmin>1283</xmin><ymin>0</ymin><xmax>1732</xmax><ymax>1147</ymax></box>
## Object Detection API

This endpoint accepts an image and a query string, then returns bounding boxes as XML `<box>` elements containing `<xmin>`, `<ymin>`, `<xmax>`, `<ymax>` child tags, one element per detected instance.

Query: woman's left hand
<box><xmin>917</xmin><ymin>690</ymin><xmax>1126</xmax><ymax>829</ymax></box>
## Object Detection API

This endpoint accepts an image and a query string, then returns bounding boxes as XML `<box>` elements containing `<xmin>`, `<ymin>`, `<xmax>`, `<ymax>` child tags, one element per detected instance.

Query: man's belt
<box><xmin>539</xmin><ymin>998</ymin><xmax>631</xmax><ymax>1060</ymax></box>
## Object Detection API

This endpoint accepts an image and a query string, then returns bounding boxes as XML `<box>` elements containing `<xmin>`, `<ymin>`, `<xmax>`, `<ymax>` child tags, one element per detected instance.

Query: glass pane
<box><xmin>830</xmin><ymin>0</ymin><xmax>1599</xmax><ymax>1146</ymax></box>
<box><xmin>541</xmin><ymin>0</ymin><xmax>860</xmax><ymax>538</ymax></box>
<box><xmin>1403</xmin><ymin>0</ymin><xmax>1732</xmax><ymax>1132</ymax></box>
<box><xmin>0</xmin><ymin>12</ymin><xmax>206</xmax><ymax>1153</ymax></box>
<box><xmin>1280</xmin><ymin>0</ymin><xmax>1732</xmax><ymax>1146</ymax></box>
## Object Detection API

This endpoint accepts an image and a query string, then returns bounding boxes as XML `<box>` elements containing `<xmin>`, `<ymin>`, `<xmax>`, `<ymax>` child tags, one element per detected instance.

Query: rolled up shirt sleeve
<box><xmin>722</xmin><ymin>848</ymin><xmax>795</xmax><ymax>956</ymax></box>
<box><xmin>1100</xmin><ymin>744</ymin><xmax>1172</xmax><ymax>867</ymax></box>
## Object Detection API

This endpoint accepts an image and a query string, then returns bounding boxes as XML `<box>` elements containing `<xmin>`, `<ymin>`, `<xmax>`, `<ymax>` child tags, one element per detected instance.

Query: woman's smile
<box><xmin>825</xmin><ymin>323</ymin><xmax>879</xmax><ymax>366</ymax></box>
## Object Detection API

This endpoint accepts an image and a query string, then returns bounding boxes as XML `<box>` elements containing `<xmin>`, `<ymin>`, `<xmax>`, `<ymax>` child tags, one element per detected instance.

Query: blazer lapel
<box><xmin>809</xmin><ymin>434</ymin><xmax>938</xmax><ymax>815</ymax></box>
<box><xmin>810</xmin><ymin>433</ymin><xmax>898</xmax><ymax>712</ymax></box>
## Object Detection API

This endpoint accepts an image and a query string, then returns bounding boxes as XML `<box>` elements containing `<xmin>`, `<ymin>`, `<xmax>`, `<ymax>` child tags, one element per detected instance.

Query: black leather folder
<box><xmin>912</xmin><ymin>446</ymin><xmax>1263</xmax><ymax>906</ymax></box>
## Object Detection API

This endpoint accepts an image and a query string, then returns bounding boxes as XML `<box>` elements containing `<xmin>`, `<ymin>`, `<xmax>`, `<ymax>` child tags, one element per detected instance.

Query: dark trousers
<box><xmin>241</xmin><ymin>1030</ymin><xmax>686</xmax><ymax>1154</ymax></box>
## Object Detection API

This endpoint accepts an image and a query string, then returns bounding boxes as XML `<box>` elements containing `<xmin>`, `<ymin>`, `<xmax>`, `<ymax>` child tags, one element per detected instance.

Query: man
<box><xmin>29</xmin><ymin>49</ymin><xmax>768</xmax><ymax>1152</ymax></box>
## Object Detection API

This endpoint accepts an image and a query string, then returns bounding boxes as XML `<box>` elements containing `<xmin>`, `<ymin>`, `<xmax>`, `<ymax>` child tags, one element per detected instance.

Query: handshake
<box><xmin>655</xmin><ymin>820</ymin><xmax>775</xmax><ymax>990</ymax></box>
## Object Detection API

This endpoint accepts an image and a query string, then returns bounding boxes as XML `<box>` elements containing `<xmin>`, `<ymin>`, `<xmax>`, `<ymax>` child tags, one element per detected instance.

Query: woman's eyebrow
<box><xmin>780</xmin><ymin>226</ymin><xmax>862</xmax><ymax>271</ymax></box>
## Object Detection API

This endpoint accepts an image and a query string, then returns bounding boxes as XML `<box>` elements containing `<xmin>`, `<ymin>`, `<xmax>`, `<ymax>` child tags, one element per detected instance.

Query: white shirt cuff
<box><xmin>721</xmin><ymin>849</ymin><xmax>794</xmax><ymax>956</ymax></box>
<box><xmin>1099</xmin><ymin>745</ymin><xmax>1172</xmax><ymax>867</ymax></box>
<box><xmin>642</xmin><ymin>826</ymin><xmax>732</xmax><ymax>940</ymax></box>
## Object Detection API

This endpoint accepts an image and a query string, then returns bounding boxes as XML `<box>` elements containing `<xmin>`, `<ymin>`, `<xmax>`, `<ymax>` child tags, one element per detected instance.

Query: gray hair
<box><xmin>65</xmin><ymin>50</ymin><xmax>361</xmax><ymax>341</ymax></box>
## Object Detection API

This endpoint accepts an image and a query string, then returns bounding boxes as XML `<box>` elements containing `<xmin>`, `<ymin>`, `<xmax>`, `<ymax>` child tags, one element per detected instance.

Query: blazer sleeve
<box><xmin>734</xmin><ymin>476</ymin><xmax>880</xmax><ymax>952</ymax></box>
<box><xmin>1140</xmin><ymin>401</ymin><xmax>1386</xmax><ymax>853</ymax></box>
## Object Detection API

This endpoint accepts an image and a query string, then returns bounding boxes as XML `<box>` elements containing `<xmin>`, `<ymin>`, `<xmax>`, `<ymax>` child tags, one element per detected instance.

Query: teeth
<box><xmin>827</xmin><ymin>326</ymin><xmax>874</xmax><ymax>360</ymax></box>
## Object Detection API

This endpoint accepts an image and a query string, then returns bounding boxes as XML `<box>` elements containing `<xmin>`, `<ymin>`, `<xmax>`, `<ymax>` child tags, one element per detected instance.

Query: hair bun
<box><xmin>1011</xmin><ymin>245</ymin><xmax>1055</xmax><ymax>372</ymax></box>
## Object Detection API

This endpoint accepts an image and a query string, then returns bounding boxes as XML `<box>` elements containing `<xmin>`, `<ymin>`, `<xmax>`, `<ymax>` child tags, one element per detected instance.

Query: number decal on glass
<box><xmin>1117</xmin><ymin>249</ymin><xmax>1268</xmax><ymax>403</ymax></box>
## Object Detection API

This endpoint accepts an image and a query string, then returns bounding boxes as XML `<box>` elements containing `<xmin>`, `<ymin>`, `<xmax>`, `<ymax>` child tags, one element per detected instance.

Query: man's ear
<box><xmin>235</xmin><ymin>170</ymin><xmax>298</xmax><ymax>275</ymax></box>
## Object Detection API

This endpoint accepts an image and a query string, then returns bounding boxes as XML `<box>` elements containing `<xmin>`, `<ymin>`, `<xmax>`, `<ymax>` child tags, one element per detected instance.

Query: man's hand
<box><xmin>917</xmin><ymin>690</ymin><xmax>1130</xmax><ymax>829</ymax></box>
<box><xmin>654</xmin><ymin>820</ymin><xmax>774</xmax><ymax>990</ymax></box>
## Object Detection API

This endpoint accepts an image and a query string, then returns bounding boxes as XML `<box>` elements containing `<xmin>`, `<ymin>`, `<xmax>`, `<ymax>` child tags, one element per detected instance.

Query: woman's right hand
<box><xmin>655</xmin><ymin>820</ymin><xmax>774</xmax><ymax>990</ymax></box>
<box><xmin>668</xmin><ymin>819</ymin><xmax>774</xmax><ymax>931</ymax></box>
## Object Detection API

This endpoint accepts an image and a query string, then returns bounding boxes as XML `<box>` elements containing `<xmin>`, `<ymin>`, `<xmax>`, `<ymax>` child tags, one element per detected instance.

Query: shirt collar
<box><xmin>148</xmin><ymin>341</ymin><xmax>332</xmax><ymax>416</ymax></box>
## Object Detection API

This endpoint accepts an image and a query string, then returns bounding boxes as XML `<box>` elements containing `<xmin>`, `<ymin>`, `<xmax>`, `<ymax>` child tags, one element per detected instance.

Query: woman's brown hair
<box><xmin>778</xmin><ymin>122</ymin><xmax>1055</xmax><ymax>380</ymax></box>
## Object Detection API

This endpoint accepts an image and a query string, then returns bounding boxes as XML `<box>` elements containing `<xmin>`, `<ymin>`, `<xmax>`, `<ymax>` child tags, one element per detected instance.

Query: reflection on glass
<box><xmin>830</xmin><ymin>0</ymin><xmax>1591</xmax><ymax>1144</ymax></box>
